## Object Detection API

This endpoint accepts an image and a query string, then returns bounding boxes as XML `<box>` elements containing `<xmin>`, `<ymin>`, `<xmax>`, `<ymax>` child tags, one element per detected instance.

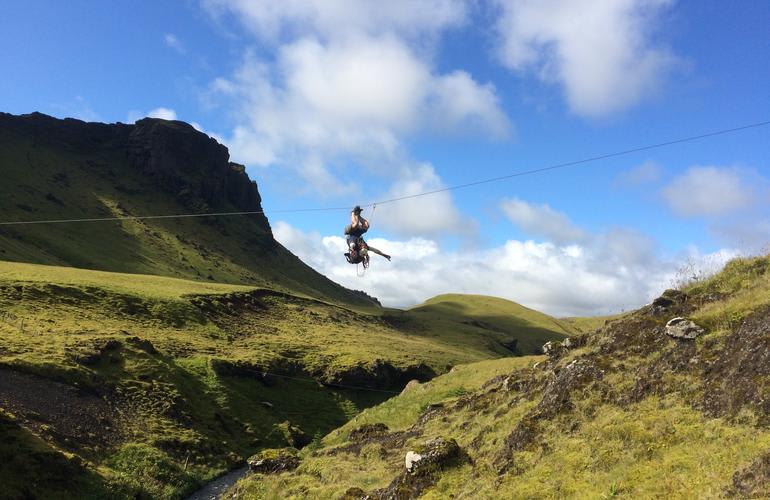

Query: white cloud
<box><xmin>164</xmin><ymin>33</ymin><xmax>185</xmax><ymax>53</ymax></box>
<box><xmin>662</xmin><ymin>166</ymin><xmax>755</xmax><ymax>217</ymax></box>
<box><xmin>147</xmin><ymin>107</ymin><xmax>178</xmax><ymax>120</ymax></box>
<box><xmin>374</xmin><ymin>163</ymin><xmax>472</xmax><ymax>237</ymax></box>
<box><xmin>273</xmin><ymin>220</ymin><xmax>736</xmax><ymax>317</ymax></box>
<box><xmin>501</xmin><ymin>198</ymin><xmax>585</xmax><ymax>244</ymax></box>
<box><xmin>494</xmin><ymin>0</ymin><xmax>677</xmax><ymax>116</ymax></box>
<box><xmin>202</xmin><ymin>0</ymin><xmax>468</xmax><ymax>41</ymax></box>
<box><xmin>209</xmin><ymin>36</ymin><xmax>510</xmax><ymax>194</ymax></box>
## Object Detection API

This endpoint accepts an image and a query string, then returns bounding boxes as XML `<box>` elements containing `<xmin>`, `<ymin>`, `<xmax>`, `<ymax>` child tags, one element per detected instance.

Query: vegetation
<box><xmin>0</xmin><ymin>260</ymin><xmax>570</xmax><ymax>498</ymax></box>
<box><xmin>233</xmin><ymin>255</ymin><xmax>770</xmax><ymax>499</ymax></box>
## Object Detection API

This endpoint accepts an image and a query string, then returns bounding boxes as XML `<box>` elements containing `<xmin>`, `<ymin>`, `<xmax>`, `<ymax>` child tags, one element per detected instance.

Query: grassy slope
<box><xmin>0</xmin><ymin>114</ymin><xmax>372</xmax><ymax>308</ymax></box>
<box><xmin>237</xmin><ymin>255</ymin><xmax>770</xmax><ymax>499</ymax></box>
<box><xmin>0</xmin><ymin>263</ymin><xmax>571</xmax><ymax>499</ymax></box>
<box><xmin>407</xmin><ymin>294</ymin><xmax>572</xmax><ymax>354</ymax></box>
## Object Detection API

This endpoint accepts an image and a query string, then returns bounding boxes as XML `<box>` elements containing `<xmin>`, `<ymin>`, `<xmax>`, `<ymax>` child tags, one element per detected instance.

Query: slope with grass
<box><xmin>0</xmin><ymin>111</ymin><xmax>374</xmax><ymax>308</ymax></box>
<box><xmin>408</xmin><ymin>293</ymin><xmax>573</xmax><ymax>354</ymax></box>
<box><xmin>0</xmin><ymin>261</ymin><xmax>573</xmax><ymax>498</ymax></box>
<box><xmin>234</xmin><ymin>254</ymin><xmax>770</xmax><ymax>499</ymax></box>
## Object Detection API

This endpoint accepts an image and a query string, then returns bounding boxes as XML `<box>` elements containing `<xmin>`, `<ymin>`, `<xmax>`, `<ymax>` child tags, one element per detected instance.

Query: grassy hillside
<box><xmin>0</xmin><ymin>112</ymin><xmax>374</xmax><ymax>308</ymax></box>
<box><xmin>234</xmin><ymin>254</ymin><xmax>770</xmax><ymax>499</ymax></box>
<box><xmin>408</xmin><ymin>294</ymin><xmax>572</xmax><ymax>354</ymax></box>
<box><xmin>0</xmin><ymin>262</ymin><xmax>570</xmax><ymax>498</ymax></box>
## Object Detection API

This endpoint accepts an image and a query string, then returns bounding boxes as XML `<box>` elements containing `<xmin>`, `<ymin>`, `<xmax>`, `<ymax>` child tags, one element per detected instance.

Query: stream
<box><xmin>185</xmin><ymin>466</ymin><xmax>250</xmax><ymax>500</ymax></box>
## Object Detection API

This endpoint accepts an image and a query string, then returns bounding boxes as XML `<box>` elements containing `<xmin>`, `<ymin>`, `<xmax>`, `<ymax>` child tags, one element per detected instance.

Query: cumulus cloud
<box><xmin>213</xmin><ymin>37</ymin><xmax>510</xmax><ymax>162</ymax></box>
<box><xmin>662</xmin><ymin>166</ymin><xmax>755</xmax><ymax>217</ymax></box>
<box><xmin>273</xmin><ymin>220</ymin><xmax>736</xmax><ymax>317</ymax></box>
<box><xmin>501</xmin><ymin>198</ymin><xmax>585</xmax><ymax>244</ymax></box>
<box><xmin>209</xmin><ymin>36</ymin><xmax>510</xmax><ymax>194</ymax></box>
<box><xmin>374</xmin><ymin>163</ymin><xmax>472</xmax><ymax>237</ymax></box>
<box><xmin>493</xmin><ymin>0</ymin><xmax>677</xmax><ymax>116</ymax></box>
<box><xmin>202</xmin><ymin>0</ymin><xmax>468</xmax><ymax>41</ymax></box>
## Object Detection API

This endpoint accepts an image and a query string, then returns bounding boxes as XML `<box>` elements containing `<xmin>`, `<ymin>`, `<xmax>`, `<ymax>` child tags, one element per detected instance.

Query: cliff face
<box><xmin>1</xmin><ymin>112</ymin><xmax>269</xmax><ymax>229</ymax></box>
<box><xmin>126</xmin><ymin>118</ymin><xmax>265</xmax><ymax>218</ymax></box>
<box><xmin>0</xmin><ymin>112</ymin><xmax>376</xmax><ymax>307</ymax></box>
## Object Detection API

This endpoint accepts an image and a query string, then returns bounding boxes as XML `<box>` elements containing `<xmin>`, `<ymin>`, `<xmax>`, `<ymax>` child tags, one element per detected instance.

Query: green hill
<box><xmin>233</xmin><ymin>254</ymin><xmax>770</xmax><ymax>499</ymax></box>
<box><xmin>0</xmin><ymin>112</ymin><xmax>374</xmax><ymax>307</ymax></box>
<box><xmin>407</xmin><ymin>293</ymin><xmax>573</xmax><ymax>354</ymax></box>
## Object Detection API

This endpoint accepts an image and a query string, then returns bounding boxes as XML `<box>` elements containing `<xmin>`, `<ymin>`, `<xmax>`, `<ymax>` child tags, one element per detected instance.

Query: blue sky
<box><xmin>2</xmin><ymin>1</ymin><xmax>768</xmax><ymax>314</ymax></box>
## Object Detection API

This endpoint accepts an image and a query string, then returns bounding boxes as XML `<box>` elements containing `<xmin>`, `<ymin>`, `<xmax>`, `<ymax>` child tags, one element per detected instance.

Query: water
<box><xmin>185</xmin><ymin>466</ymin><xmax>250</xmax><ymax>500</ymax></box>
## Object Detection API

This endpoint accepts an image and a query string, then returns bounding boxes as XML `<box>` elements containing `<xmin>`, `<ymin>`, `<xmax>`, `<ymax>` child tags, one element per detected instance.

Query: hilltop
<box><xmin>232</xmin><ymin>254</ymin><xmax>770</xmax><ymax>498</ymax></box>
<box><xmin>0</xmin><ymin>112</ymin><xmax>374</xmax><ymax>307</ymax></box>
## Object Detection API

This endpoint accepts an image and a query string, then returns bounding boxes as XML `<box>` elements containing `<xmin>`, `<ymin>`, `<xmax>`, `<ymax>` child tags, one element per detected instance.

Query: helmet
<box><xmin>352</xmin><ymin>205</ymin><xmax>363</xmax><ymax>214</ymax></box>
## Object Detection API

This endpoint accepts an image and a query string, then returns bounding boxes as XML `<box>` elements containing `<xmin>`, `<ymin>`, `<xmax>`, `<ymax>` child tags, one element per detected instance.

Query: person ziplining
<box><xmin>344</xmin><ymin>205</ymin><xmax>390</xmax><ymax>269</ymax></box>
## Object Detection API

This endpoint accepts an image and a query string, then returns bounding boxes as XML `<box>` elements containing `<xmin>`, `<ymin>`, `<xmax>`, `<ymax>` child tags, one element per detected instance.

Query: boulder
<box><xmin>405</xmin><ymin>451</ymin><xmax>423</xmax><ymax>472</ymax></box>
<box><xmin>247</xmin><ymin>447</ymin><xmax>300</xmax><ymax>474</ymax></box>
<box><xmin>665</xmin><ymin>317</ymin><xmax>704</xmax><ymax>340</ymax></box>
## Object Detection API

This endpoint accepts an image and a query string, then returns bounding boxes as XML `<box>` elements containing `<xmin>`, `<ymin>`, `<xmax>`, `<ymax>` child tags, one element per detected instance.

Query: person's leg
<box><xmin>367</xmin><ymin>245</ymin><xmax>391</xmax><ymax>261</ymax></box>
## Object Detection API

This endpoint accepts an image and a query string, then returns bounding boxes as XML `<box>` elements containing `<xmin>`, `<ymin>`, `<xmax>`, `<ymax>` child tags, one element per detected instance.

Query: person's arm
<box><xmin>351</xmin><ymin>212</ymin><xmax>358</xmax><ymax>226</ymax></box>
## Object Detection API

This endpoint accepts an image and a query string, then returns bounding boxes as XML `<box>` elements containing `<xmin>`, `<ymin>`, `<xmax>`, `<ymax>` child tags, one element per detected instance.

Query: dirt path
<box><xmin>185</xmin><ymin>466</ymin><xmax>249</xmax><ymax>500</ymax></box>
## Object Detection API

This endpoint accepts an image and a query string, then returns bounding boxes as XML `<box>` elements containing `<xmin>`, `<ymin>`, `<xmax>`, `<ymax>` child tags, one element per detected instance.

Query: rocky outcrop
<box><xmin>126</xmin><ymin>119</ymin><xmax>267</xmax><ymax>221</ymax></box>
<box><xmin>319</xmin><ymin>360</ymin><xmax>436</xmax><ymax>391</ymax></box>
<box><xmin>247</xmin><ymin>447</ymin><xmax>300</xmax><ymax>474</ymax></box>
<box><xmin>369</xmin><ymin>437</ymin><xmax>467</xmax><ymax>499</ymax></box>
<box><xmin>349</xmin><ymin>423</ymin><xmax>389</xmax><ymax>442</ymax></box>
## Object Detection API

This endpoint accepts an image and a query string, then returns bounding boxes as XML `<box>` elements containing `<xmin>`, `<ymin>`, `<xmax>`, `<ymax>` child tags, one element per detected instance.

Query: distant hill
<box><xmin>407</xmin><ymin>293</ymin><xmax>573</xmax><ymax>355</ymax></box>
<box><xmin>0</xmin><ymin>112</ymin><xmax>375</xmax><ymax>307</ymax></box>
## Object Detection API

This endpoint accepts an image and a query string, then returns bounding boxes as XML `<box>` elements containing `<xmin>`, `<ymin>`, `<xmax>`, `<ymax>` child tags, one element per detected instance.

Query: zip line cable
<box><xmin>1</xmin><ymin>119</ymin><xmax>767</xmax><ymax>227</ymax></box>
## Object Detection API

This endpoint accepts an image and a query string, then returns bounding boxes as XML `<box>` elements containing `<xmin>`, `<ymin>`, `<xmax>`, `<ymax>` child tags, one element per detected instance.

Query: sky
<box><xmin>1</xmin><ymin>0</ymin><xmax>769</xmax><ymax>315</ymax></box>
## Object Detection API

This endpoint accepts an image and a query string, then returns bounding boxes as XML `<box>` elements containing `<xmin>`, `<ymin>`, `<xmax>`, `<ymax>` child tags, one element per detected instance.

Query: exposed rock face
<box><xmin>665</xmin><ymin>317</ymin><xmax>704</xmax><ymax>339</ymax></box>
<box><xmin>247</xmin><ymin>447</ymin><xmax>300</xmax><ymax>474</ymax></box>
<box><xmin>703</xmin><ymin>307</ymin><xmax>770</xmax><ymax>424</ymax></box>
<box><xmin>127</xmin><ymin>118</ymin><xmax>266</xmax><ymax>218</ymax></box>
<box><xmin>0</xmin><ymin>112</ymin><xmax>271</xmax><ymax>233</ymax></box>
<box><xmin>320</xmin><ymin>360</ymin><xmax>436</xmax><ymax>391</ymax></box>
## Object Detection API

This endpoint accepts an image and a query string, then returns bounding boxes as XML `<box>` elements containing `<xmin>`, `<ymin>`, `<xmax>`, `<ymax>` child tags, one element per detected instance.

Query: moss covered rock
<box><xmin>247</xmin><ymin>447</ymin><xmax>300</xmax><ymax>474</ymax></box>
